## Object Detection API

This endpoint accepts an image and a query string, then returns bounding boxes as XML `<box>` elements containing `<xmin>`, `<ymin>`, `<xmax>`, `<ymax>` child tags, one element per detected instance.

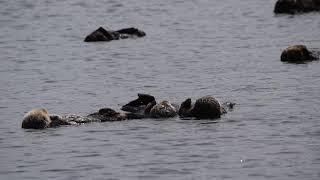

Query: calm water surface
<box><xmin>0</xmin><ymin>0</ymin><xmax>320</xmax><ymax>179</ymax></box>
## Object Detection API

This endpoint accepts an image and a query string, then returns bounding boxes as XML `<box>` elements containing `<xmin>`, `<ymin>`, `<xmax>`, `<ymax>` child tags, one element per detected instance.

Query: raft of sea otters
<box><xmin>22</xmin><ymin>94</ymin><xmax>235</xmax><ymax>129</ymax></box>
<box><xmin>22</xmin><ymin>0</ymin><xmax>320</xmax><ymax>129</ymax></box>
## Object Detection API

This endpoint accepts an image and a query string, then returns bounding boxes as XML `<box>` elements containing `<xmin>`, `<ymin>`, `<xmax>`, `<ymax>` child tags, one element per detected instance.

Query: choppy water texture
<box><xmin>1</xmin><ymin>0</ymin><xmax>320</xmax><ymax>179</ymax></box>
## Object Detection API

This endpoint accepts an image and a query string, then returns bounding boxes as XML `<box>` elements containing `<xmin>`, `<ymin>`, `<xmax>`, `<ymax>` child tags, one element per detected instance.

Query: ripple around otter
<box><xmin>1</xmin><ymin>0</ymin><xmax>320</xmax><ymax>180</ymax></box>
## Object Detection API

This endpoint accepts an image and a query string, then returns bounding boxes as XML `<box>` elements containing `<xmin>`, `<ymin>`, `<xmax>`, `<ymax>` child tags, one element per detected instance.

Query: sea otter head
<box><xmin>22</xmin><ymin>108</ymin><xmax>51</xmax><ymax>129</ymax></box>
<box><xmin>191</xmin><ymin>96</ymin><xmax>221</xmax><ymax>119</ymax></box>
<box><xmin>178</xmin><ymin>98</ymin><xmax>192</xmax><ymax>117</ymax></box>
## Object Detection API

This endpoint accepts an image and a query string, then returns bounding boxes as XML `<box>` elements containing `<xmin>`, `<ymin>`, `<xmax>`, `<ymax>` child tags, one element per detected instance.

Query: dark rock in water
<box><xmin>84</xmin><ymin>27</ymin><xmax>145</xmax><ymax>42</ymax></box>
<box><xmin>274</xmin><ymin>0</ymin><xmax>320</xmax><ymax>14</ymax></box>
<box><xmin>116</xmin><ymin>27</ymin><xmax>146</xmax><ymax>37</ymax></box>
<box><xmin>149</xmin><ymin>101</ymin><xmax>177</xmax><ymax>118</ymax></box>
<box><xmin>281</xmin><ymin>45</ymin><xmax>318</xmax><ymax>62</ymax></box>
<box><xmin>121</xmin><ymin>93</ymin><xmax>156</xmax><ymax>114</ymax></box>
<box><xmin>179</xmin><ymin>96</ymin><xmax>227</xmax><ymax>119</ymax></box>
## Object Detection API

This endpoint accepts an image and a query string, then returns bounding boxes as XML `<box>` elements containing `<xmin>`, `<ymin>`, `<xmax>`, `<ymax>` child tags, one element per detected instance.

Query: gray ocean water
<box><xmin>0</xmin><ymin>0</ymin><xmax>320</xmax><ymax>179</ymax></box>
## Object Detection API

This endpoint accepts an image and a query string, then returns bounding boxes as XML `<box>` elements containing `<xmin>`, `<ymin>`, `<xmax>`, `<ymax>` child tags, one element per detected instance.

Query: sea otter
<box><xmin>22</xmin><ymin>106</ymin><xmax>142</xmax><ymax>129</ymax></box>
<box><xmin>179</xmin><ymin>96</ymin><xmax>228</xmax><ymax>119</ymax></box>
<box><xmin>22</xmin><ymin>108</ymin><xmax>52</xmax><ymax>129</ymax></box>
<box><xmin>148</xmin><ymin>100</ymin><xmax>178</xmax><ymax>118</ymax></box>
<box><xmin>22</xmin><ymin>108</ymin><xmax>74</xmax><ymax>129</ymax></box>
<box><xmin>84</xmin><ymin>27</ymin><xmax>146</xmax><ymax>42</ymax></box>
<box><xmin>281</xmin><ymin>45</ymin><xmax>318</xmax><ymax>62</ymax></box>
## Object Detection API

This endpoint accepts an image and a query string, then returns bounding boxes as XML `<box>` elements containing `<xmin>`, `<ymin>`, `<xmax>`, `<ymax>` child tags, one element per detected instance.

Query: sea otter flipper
<box><xmin>121</xmin><ymin>94</ymin><xmax>156</xmax><ymax>113</ymax></box>
<box><xmin>178</xmin><ymin>98</ymin><xmax>192</xmax><ymax>117</ymax></box>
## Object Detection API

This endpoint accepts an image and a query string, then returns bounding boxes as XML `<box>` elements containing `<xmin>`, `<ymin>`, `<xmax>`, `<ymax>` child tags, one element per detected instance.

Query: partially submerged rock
<box><xmin>84</xmin><ymin>27</ymin><xmax>145</xmax><ymax>42</ymax></box>
<box><xmin>274</xmin><ymin>0</ymin><xmax>320</xmax><ymax>14</ymax></box>
<box><xmin>281</xmin><ymin>45</ymin><xmax>318</xmax><ymax>62</ymax></box>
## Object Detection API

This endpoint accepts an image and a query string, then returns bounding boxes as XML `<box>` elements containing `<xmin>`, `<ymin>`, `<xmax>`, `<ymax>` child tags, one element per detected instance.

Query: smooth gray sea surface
<box><xmin>0</xmin><ymin>0</ymin><xmax>320</xmax><ymax>179</ymax></box>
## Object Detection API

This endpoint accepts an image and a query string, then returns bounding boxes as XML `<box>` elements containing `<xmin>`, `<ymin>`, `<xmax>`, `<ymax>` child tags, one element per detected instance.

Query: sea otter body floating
<box><xmin>22</xmin><ymin>108</ymin><xmax>72</xmax><ymax>129</ymax></box>
<box><xmin>280</xmin><ymin>45</ymin><xmax>319</xmax><ymax>62</ymax></box>
<box><xmin>179</xmin><ymin>96</ymin><xmax>228</xmax><ymax>119</ymax></box>
<box><xmin>84</xmin><ymin>27</ymin><xmax>146</xmax><ymax>42</ymax></box>
<box><xmin>22</xmin><ymin>94</ymin><xmax>234</xmax><ymax>129</ymax></box>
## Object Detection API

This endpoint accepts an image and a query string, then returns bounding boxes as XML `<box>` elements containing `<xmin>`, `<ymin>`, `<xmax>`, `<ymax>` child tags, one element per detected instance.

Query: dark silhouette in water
<box><xmin>274</xmin><ymin>0</ymin><xmax>320</xmax><ymax>14</ymax></box>
<box><xmin>121</xmin><ymin>93</ymin><xmax>156</xmax><ymax>114</ymax></box>
<box><xmin>280</xmin><ymin>45</ymin><xmax>318</xmax><ymax>62</ymax></box>
<box><xmin>116</xmin><ymin>27</ymin><xmax>146</xmax><ymax>38</ymax></box>
<box><xmin>84</xmin><ymin>27</ymin><xmax>146</xmax><ymax>42</ymax></box>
